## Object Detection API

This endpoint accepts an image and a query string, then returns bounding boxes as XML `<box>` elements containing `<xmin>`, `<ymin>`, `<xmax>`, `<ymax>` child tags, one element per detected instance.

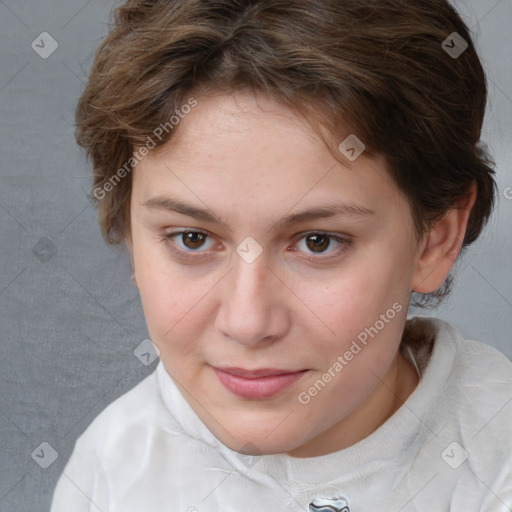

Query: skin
<box><xmin>127</xmin><ymin>90</ymin><xmax>476</xmax><ymax>458</ymax></box>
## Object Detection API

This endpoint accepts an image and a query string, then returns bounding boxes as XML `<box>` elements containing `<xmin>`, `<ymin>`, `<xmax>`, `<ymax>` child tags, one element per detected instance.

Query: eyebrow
<box><xmin>142</xmin><ymin>196</ymin><xmax>375</xmax><ymax>229</ymax></box>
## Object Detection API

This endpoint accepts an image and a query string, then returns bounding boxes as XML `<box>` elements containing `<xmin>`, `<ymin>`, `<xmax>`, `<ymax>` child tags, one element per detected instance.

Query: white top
<box><xmin>50</xmin><ymin>317</ymin><xmax>512</xmax><ymax>512</ymax></box>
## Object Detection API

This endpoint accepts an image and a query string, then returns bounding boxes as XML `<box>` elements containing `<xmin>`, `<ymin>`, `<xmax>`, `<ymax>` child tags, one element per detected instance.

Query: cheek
<box><xmin>298</xmin><ymin>258</ymin><xmax>401</xmax><ymax>334</ymax></box>
<box><xmin>133</xmin><ymin>241</ymin><xmax>220</xmax><ymax>361</ymax></box>
<box><xmin>291</xmin><ymin>247</ymin><xmax>411</xmax><ymax>372</ymax></box>
<box><xmin>132</xmin><ymin>239</ymin><xmax>189</xmax><ymax>341</ymax></box>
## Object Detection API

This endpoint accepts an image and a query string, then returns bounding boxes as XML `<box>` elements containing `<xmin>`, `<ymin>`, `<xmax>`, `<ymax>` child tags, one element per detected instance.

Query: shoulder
<box><xmin>58</xmin><ymin>361</ymin><xmax>185</xmax><ymax>477</ymax></box>
<box><xmin>406</xmin><ymin>316</ymin><xmax>512</xmax><ymax>387</ymax></box>
<box><xmin>404</xmin><ymin>316</ymin><xmax>512</xmax><ymax>452</ymax></box>
<box><xmin>414</xmin><ymin>318</ymin><xmax>512</xmax><ymax>487</ymax></box>
<box><xmin>401</xmin><ymin>318</ymin><xmax>512</xmax><ymax>506</ymax></box>
<box><xmin>448</xmin><ymin>324</ymin><xmax>512</xmax><ymax>440</ymax></box>
<box><xmin>441</xmin><ymin>318</ymin><xmax>512</xmax><ymax>394</ymax></box>
<box><xmin>74</xmin><ymin>363</ymin><xmax>176</xmax><ymax>454</ymax></box>
<box><xmin>414</xmin><ymin>316</ymin><xmax>512</xmax><ymax>416</ymax></box>
<box><xmin>51</xmin><ymin>366</ymin><xmax>169</xmax><ymax>511</ymax></box>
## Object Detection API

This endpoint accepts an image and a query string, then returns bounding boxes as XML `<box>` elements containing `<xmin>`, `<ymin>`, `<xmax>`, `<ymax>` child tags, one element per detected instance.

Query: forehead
<box><xmin>153</xmin><ymin>91</ymin><xmax>325</xmax><ymax>169</ymax></box>
<box><xmin>131</xmin><ymin>91</ymin><xmax>408</xmax><ymax>228</ymax></box>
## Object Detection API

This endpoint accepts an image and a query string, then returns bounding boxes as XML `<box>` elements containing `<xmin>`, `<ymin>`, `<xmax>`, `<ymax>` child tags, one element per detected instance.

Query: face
<box><xmin>129</xmin><ymin>90</ymin><xmax>422</xmax><ymax>457</ymax></box>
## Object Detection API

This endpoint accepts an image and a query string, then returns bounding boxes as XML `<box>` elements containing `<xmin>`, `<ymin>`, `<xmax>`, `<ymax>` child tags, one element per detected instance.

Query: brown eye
<box><xmin>305</xmin><ymin>234</ymin><xmax>331</xmax><ymax>253</ymax></box>
<box><xmin>163</xmin><ymin>230</ymin><xmax>215</xmax><ymax>255</ymax></box>
<box><xmin>293</xmin><ymin>232</ymin><xmax>350</xmax><ymax>260</ymax></box>
<box><xmin>181</xmin><ymin>231</ymin><xmax>207</xmax><ymax>250</ymax></box>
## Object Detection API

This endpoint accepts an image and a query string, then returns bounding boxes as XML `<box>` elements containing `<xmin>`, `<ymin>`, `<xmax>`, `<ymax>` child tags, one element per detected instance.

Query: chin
<box><xmin>216</xmin><ymin>425</ymin><xmax>306</xmax><ymax>456</ymax></box>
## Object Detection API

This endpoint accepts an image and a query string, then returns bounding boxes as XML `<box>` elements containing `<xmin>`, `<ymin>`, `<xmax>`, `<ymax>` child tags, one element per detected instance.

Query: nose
<box><xmin>214</xmin><ymin>250</ymin><xmax>290</xmax><ymax>348</ymax></box>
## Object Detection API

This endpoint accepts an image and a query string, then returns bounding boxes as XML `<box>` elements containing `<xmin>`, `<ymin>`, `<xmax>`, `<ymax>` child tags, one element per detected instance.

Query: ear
<box><xmin>412</xmin><ymin>182</ymin><xmax>477</xmax><ymax>293</ymax></box>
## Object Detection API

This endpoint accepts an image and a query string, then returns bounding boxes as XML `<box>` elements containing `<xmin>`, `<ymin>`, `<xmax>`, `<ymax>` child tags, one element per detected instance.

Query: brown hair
<box><xmin>75</xmin><ymin>0</ymin><xmax>496</xmax><ymax>306</ymax></box>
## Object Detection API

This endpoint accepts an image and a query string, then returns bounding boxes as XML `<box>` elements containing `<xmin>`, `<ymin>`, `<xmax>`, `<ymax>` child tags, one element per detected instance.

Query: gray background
<box><xmin>0</xmin><ymin>1</ymin><xmax>511</xmax><ymax>511</ymax></box>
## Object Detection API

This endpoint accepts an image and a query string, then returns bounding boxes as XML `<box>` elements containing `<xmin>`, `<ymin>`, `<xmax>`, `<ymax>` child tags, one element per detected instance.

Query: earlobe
<box><xmin>412</xmin><ymin>182</ymin><xmax>477</xmax><ymax>293</ymax></box>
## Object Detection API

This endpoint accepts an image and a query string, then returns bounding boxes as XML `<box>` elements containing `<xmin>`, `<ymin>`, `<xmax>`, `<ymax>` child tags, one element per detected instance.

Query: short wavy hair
<box><xmin>75</xmin><ymin>0</ymin><xmax>496</xmax><ymax>307</ymax></box>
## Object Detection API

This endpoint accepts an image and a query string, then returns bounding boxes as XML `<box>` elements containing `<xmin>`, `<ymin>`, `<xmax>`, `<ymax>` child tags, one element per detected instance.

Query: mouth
<box><xmin>212</xmin><ymin>366</ymin><xmax>309</xmax><ymax>400</ymax></box>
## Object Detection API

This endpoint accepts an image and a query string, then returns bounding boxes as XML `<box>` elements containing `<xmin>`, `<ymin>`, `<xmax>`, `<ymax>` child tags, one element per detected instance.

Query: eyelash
<box><xmin>159</xmin><ymin>229</ymin><xmax>352</xmax><ymax>263</ymax></box>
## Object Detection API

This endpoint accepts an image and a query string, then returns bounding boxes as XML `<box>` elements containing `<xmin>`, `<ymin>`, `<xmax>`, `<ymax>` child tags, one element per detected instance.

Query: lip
<box><xmin>212</xmin><ymin>366</ymin><xmax>308</xmax><ymax>399</ymax></box>
<box><xmin>215</xmin><ymin>366</ymin><xmax>303</xmax><ymax>378</ymax></box>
